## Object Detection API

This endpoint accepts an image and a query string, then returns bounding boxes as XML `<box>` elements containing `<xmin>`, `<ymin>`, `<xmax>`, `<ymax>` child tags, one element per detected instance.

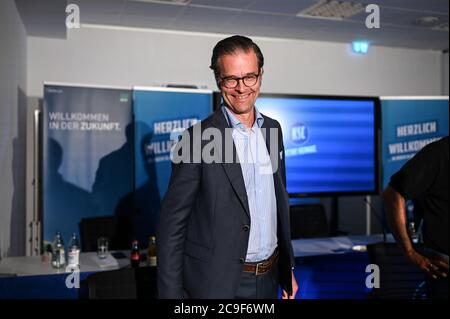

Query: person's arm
<box><xmin>382</xmin><ymin>186</ymin><xmax>413</xmax><ymax>255</ymax></box>
<box><xmin>157</xmin><ymin>161</ymin><xmax>200</xmax><ymax>298</ymax></box>
<box><xmin>157</xmin><ymin>130</ymin><xmax>202</xmax><ymax>298</ymax></box>
<box><xmin>277</xmin><ymin>121</ymin><xmax>299</xmax><ymax>299</ymax></box>
<box><xmin>382</xmin><ymin>186</ymin><xmax>448</xmax><ymax>278</ymax></box>
<box><xmin>281</xmin><ymin>271</ymin><xmax>298</xmax><ymax>299</ymax></box>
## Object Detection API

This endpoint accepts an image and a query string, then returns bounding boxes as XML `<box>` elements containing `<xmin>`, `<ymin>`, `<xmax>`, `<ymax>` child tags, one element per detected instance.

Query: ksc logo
<box><xmin>291</xmin><ymin>123</ymin><xmax>308</xmax><ymax>144</ymax></box>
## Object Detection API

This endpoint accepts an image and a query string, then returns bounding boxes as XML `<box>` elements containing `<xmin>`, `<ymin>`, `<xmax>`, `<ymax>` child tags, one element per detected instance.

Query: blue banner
<box><xmin>132</xmin><ymin>87</ymin><xmax>212</xmax><ymax>241</ymax></box>
<box><xmin>381</xmin><ymin>97</ymin><xmax>449</xmax><ymax>189</ymax></box>
<box><xmin>43</xmin><ymin>84</ymin><xmax>133</xmax><ymax>245</ymax></box>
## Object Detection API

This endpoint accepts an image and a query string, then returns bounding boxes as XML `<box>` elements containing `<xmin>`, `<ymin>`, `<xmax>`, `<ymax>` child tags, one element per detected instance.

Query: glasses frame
<box><xmin>219</xmin><ymin>70</ymin><xmax>261</xmax><ymax>89</ymax></box>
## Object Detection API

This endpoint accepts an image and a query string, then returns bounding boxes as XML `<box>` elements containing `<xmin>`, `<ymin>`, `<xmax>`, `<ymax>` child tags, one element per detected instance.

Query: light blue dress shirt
<box><xmin>222</xmin><ymin>106</ymin><xmax>278</xmax><ymax>262</ymax></box>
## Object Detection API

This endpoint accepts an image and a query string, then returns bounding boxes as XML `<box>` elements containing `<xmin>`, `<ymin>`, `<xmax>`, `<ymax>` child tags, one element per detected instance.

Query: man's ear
<box><xmin>215</xmin><ymin>80</ymin><xmax>221</xmax><ymax>90</ymax></box>
<box><xmin>214</xmin><ymin>72</ymin><xmax>221</xmax><ymax>89</ymax></box>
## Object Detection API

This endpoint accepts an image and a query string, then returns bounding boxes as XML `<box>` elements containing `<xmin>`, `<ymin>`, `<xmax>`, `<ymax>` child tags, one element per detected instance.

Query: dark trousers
<box><xmin>234</xmin><ymin>261</ymin><xmax>279</xmax><ymax>299</ymax></box>
<box><xmin>426</xmin><ymin>276</ymin><xmax>449</xmax><ymax>299</ymax></box>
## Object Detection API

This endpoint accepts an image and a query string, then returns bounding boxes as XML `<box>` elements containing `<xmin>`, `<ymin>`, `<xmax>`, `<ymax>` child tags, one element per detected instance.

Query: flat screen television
<box><xmin>254</xmin><ymin>94</ymin><xmax>380</xmax><ymax>197</ymax></box>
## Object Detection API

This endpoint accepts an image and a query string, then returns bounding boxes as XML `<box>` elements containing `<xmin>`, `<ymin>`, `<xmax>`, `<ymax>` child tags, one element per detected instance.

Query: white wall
<box><xmin>27</xmin><ymin>25</ymin><xmax>442</xmax><ymax>97</ymax></box>
<box><xmin>25</xmin><ymin>25</ymin><xmax>444</xmax><ymax>237</ymax></box>
<box><xmin>443</xmin><ymin>51</ymin><xmax>449</xmax><ymax>95</ymax></box>
<box><xmin>0</xmin><ymin>0</ymin><xmax>27</xmax><ymax>257</ymax></box>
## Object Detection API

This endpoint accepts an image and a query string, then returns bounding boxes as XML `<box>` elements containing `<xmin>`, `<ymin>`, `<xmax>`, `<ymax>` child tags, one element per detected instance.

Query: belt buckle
<box><xmin>255</xmin><ymin>262</ymin><xmax>262</xmax><ymax>276</ymax></box>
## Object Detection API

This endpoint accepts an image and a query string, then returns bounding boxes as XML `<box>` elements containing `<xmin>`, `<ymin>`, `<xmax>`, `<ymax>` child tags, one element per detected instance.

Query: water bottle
<box><xmin>408</xmin><ymin>222</ymin><xmax>419</xmax><ymax>244</ymax></box>
<box><xmin>41</xmin><ymin>244</ymin><xmax>53</xmax><ymax>264</ymax></box>
<box><xmin>68</xmin><ymin>233</ymin><xmax>80</xmax><ymax>268</ymax></box>
<box><xmin>51</xmin><ymin>232</ymin><xmax>66</xmax><ymax>269</ymax></box>
<box><xmin>406</xmin><ymin>200</ymin><xmax>414</xmax><ymax>220</ymax></box>
<box><xmin>147</xmin><ymin>236</ymin><xmax>157</xmax><ymax>267</ymax></box>
<box><xmin>417</xmin><ymin>219</ymin><xmax>424</xmax><ymax>244</ymax></box>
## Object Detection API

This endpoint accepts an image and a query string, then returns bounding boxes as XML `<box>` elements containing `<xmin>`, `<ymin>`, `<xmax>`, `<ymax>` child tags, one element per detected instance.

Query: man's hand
<box><xmin>406</xmin><ymin>250</ymin><xmax>449</xmax><ymax>279</ymax></box>
<box><xmin>281</xmin><ymin>270</ymin><xmax>298</xmax><ymax>299</ymax></box>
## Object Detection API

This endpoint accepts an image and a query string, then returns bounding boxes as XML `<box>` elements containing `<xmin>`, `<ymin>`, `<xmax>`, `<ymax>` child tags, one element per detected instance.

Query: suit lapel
<box><xmin>210</xmin><ymin>110</ymin><xmax>288</xmax><ymax>220</ymax></box>
<box><xmin>261</xmin><ymin>116</ymin><xmax>281</xmax><ymax>185</ymax></box>
<box><xmin>261</xmin><ymin>117</ymin><xmax>288</xmax><ymax>221</ymax></box>
<box><xmin>261</xmin><ymin>119</ymin><xmax>277</xmax><ymax>170</ymax></box>
<box><xmin>211</xmin><ymin>110</ymin><xmax>250</xmax><ymax>218</ymax></box>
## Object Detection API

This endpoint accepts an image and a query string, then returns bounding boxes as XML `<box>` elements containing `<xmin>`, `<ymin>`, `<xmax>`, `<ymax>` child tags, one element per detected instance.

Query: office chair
<box><xmin>366</xmin><ymin>242</ymin><xmax>427</xmax><ymax>299</ymax></box>
<box><xmin>86</xmin><ymin>267</ymin><xmax>157</xmax><ymax>299</ymax></box>
<box><xmin>135</xmin><ymin>266</ymin><xmax>158</xmax><ymax>299</ymax></box>
<box><xmin>290</xmin><ymin>204</ymin><xmax>330</xmax><ymax>239</ymax></box>
<box><xmin>79</xmin><ymin>215</ymin><xmax>132</xmax><ymax>252</ymax></box>
<box><xmin>87</xmin><ymin>268</ymin><xmax>137</xmax><ymax>299</ymax></box>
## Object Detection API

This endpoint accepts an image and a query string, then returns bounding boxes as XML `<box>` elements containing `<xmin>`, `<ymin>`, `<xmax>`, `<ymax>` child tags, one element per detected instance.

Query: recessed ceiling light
<box><xmin>414</xmin><ymin>16</ymin><xmax>440</xmax><ymax>27</ymax></box>
<box><xmin>432</xmin><ymin>22</ymin><xmax>449</xmax><ymax>32</ymax></box>
<box><xmin>297</xmin><ymin>0</ymin><xmax>365</xmax><ymax>21</ymax></box>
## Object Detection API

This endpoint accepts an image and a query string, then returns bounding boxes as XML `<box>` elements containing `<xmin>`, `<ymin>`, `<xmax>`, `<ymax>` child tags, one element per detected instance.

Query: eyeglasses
<box><xmin>219</xmin><ymin>72</ymin><xmax>260</xmax><ymax>89</ymax></box>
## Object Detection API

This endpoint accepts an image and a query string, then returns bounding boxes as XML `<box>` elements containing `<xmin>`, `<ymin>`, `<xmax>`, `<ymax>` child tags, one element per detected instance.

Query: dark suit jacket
<box><xmin>157</xmin><ymin>108</ymin><xmax>294</xmax><ymax>299</ymax></box>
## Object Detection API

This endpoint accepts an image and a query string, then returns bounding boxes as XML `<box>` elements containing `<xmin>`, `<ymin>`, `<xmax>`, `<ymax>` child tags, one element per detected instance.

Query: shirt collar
<box><xmin>221</xmin><ymin>104</ymin><xmax>264</xmax><ymax>131</ymax></box>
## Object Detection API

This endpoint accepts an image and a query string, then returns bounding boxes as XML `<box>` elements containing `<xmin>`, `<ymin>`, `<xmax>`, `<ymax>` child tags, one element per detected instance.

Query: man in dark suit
<box><xmin>157</xmin><ymin>35</ymin><xmax>298</xmax><ymax>299</ymax></box>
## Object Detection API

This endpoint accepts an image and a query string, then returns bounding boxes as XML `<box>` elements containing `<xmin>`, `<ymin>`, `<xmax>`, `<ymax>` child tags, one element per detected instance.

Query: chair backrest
<box><xmin>290</xmin><ymin>204</ymin><xmax>329</xmax><ymax>239</ymax></box>
<box><xmin>135</xmin><ymin>266</ymin><xmax>158</xmax><ymax>299</ymax></box>
<box><xmin>79</xmin><ymin>215</ymin><xmax>132</xmax><ymax>252</ymax></box>
<box><xmin>86</xmin><ymin>267</ymin><xmax>157</xmax><ymax>299</ymax></box>
<box><xmin>87</xmin><ymin>268</ymin><xmax>137</xmax><ymax>299</ymax></box>
<box><xmin>366</xmin><ymin>242</ymin><xmax>427</xmax><ymax>299</ymax></box>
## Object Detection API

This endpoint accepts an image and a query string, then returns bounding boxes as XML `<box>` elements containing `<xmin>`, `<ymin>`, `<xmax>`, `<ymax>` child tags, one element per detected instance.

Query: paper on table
<box><xmin>329</xmin><ymin>237</ymin><xmax>354</xmax><ymax>253</ymax></box>
<box><xmin>292</xmin><ymin>236</ymin><xmax>355</xmax><ymax>257</ymax></box>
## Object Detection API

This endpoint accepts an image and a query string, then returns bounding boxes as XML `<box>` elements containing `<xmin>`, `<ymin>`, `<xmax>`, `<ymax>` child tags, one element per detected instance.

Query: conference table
<box><xmin>0</xmin><ymin>234</ymin><xmax>393</xmax><ymax>299</ymax></box>
<box><xmin>291</xmin><ymin>234</ymin><xmax>396</xmax><ymax>299</ymax></box>
<box><xmin>0</xmin><ymin>251</ymin><xmax>135</xmax><ymax>299</ymax></box>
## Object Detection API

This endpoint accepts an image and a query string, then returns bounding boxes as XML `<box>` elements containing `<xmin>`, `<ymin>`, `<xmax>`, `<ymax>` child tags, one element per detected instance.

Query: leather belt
<box><xmin>242</xmin><ymin>248</ymin><xmax>279</xmax><ymax>276</ymax></box>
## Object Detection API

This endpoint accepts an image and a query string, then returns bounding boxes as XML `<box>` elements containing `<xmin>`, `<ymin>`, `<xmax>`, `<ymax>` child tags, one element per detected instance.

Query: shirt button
<box><xmin>239</xmin><ymin>258</ymin><xmax>245</xmax><ymax>264</ymax></box>
<box><xmin>242</xmin><ymin>225</ymin><xmax>250</xmax><ymax>231</ymax></box>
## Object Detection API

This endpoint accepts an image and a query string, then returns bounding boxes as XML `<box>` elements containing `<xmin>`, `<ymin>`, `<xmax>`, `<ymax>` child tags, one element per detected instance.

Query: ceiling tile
<box><xmin>247</xmin><ymin>0</ymin><xmax>318</xmax><ymax>15</ymax></box>
<box><xmin>225</xmin><ymin>11</ymin><xmax>291</xmax><ymax>28</ymax></box>
<box><xmin>15</xmin><ymin>0</ymin><xmax>66</xmax><ymax>38</ymax></box>
<box><xmin>75</xmin><ymin>0</ymin><xmax>125</xmax><ymax>25</ymax></box>
<box><xmin>368</xmin><ymin>0</ymin><xmax>448</xmax><ymax>14</ymax></box>
<box><xmin>15</xmin><ymin>0</ymin><xmax>449</xmax><ymax>50</ymax></box>
<box><xmin>170</xmin><ymin>5</ymin><xmax>237</xmax><ymax>30</ymax></box>
<box><xmin>349</xmin><ymin>7</ymin><xmax>448</xmax><ymax>29</ymax></box>
<box><xmin>119</xmin><ymin>0</ymin><xmax>184</xmax><ymax>29</ymax></box>
<box><xmin>189</xmin><ymin>0</ymin><xmax>255</xmax><ymax>10</ymax></box>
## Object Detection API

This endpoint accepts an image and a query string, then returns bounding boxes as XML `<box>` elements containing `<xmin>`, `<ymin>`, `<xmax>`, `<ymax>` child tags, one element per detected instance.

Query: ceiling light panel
<box><xmin>297</xmin><ymin>0</ymin><xmax>365</xmax><ymax>20</ymax></box>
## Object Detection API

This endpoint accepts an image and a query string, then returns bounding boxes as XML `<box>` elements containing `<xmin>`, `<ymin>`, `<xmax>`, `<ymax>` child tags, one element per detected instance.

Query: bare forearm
<box><xmin>382</xmin><ymin>186</ymin><xmax>414</xmax><ymax>256</ymax></box>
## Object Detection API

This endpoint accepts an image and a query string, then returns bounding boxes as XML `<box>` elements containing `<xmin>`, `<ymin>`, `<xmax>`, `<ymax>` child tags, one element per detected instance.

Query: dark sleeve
<box><xmin>276</xmin><ymin>120</ymin><xmax>295</xmax><ymax>267</ymax></box>
<box><xmin>276</xmin><ymin>120</ymin><xmax>287</xmax><ymax>188</ymax></box>
<box><xmin>156</xmin><ymin>130</ymin><xmax>201</xmax><ymax>298</ymax></box>
<box><xmin>389</xmin><ymin>142</ymin><xmax>439</xmax><ymax>200</ymax></box>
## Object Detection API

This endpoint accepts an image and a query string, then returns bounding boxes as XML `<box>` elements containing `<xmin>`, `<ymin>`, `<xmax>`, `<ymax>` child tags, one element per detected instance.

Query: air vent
<box><xmin>432</xmin><ymin>22</ymin><xmax>449</xmax><ymax>32</ymax></box>
<box><xmin>297</xmin><ymin>0</ymin><xmax>365</xmax><ymax>21</ymax></box>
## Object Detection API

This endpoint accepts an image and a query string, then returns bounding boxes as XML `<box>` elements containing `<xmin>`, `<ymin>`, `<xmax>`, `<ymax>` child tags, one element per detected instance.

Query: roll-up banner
<box><xmin>133</xmin><ymin>87</ymin><xmax>212</xmax><ymax>243</ymax></box>
<box><xmin>43</xmin><ymin>83</ymin><xmax>133</xmax><ymax>245</ymax></box>
<box><xmin>380</xmin><ymin>96</ymin><xmax>449</xmax><ymax>189</ymax></box>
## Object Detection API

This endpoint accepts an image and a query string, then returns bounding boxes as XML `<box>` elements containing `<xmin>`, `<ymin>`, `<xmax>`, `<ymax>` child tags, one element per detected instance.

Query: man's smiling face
<box><xmin>217</xmin><ymin>50</ymin><xmax>262</xmax><ymax>116</ymax></box>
